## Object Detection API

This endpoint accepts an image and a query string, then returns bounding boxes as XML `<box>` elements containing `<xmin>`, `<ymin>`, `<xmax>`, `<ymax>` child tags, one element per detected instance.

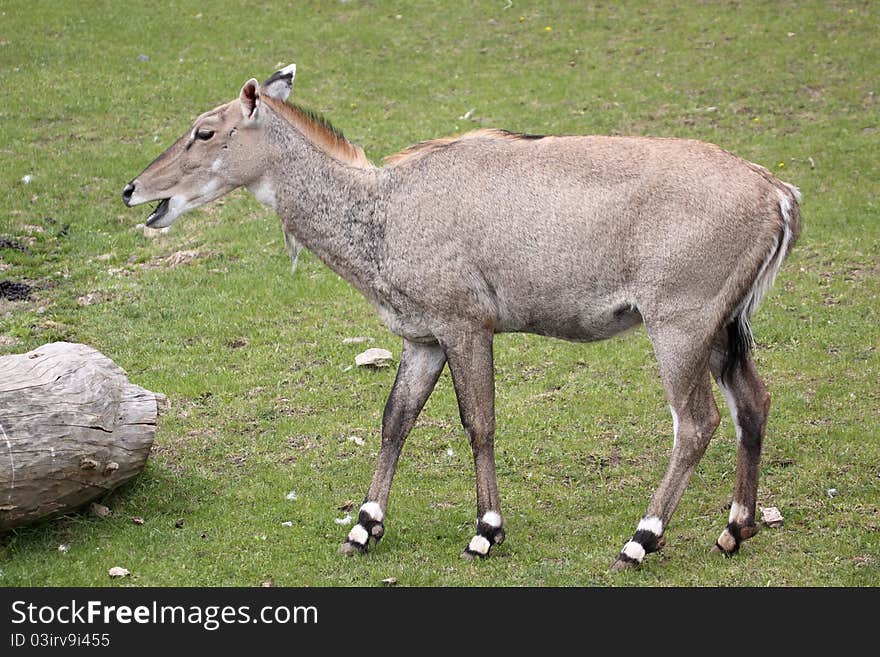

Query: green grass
<box><xmin>0</xmin><ymin>0</ymin><xmax>877</xmax><ymax>586</ymax></box>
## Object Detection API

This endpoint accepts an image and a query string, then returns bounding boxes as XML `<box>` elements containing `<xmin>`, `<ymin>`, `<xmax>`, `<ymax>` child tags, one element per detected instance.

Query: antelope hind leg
<box><xmin>709</xmin><ymin>334</ymin><xmax>770</xmax><ymax>556</ymax></box>
<box><xmin>612</xmin><ymin>328</ymin><xmax>720</xmax><ymax>571</ymax></box>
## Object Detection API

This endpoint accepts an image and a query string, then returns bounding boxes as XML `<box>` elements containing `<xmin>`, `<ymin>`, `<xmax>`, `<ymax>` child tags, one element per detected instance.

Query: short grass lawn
<box><xmin>0</xmin><ymin>1</ymin><xmax>877</xmax><ymax>586</ymax></box>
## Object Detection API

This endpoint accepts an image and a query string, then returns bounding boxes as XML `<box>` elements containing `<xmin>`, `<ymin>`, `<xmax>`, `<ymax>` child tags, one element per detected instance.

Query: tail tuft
<box><xmin>724</xmin><ymin>184</ymin><xmax>801</xmax><ymax>381</ymax></box>
<box><xmin>721</xmin><ymin>315</ymin><xmax>752</xmax><ymax>383</ymax></box>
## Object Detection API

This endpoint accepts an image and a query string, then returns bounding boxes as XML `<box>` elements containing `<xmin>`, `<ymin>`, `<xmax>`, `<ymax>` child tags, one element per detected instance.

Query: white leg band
<box><xmin>729</xmin><ymin>501</ymin><xmax>748</xmax><ymax>524</ymax></box>
<box><xmin>481</xmin><ymin>511</ymin><xmax>502</xmax><ymax>528</ymax></box>
<box><xmin>360</xmin><ymin>501</ymin><xmax>384</xmax><ymax>523</ymax></box>
<box><xmin>468</xmin><ymin>535</ymin><xmax>491</xmax><ymax>555</ymax></box>
<box><xmin>347</xmin><ymin>524</ymin><xmax>369</xmax><ymax>545</ymax></box>
<box><xmin>637</xmin><ymin>516</ymin><xmax>663</xmax><ymax>536</ymax></box>
<box><xmin>622</xmin><ymin>541</ymin><xmax>646</xmax><ymax>562</ymax></box>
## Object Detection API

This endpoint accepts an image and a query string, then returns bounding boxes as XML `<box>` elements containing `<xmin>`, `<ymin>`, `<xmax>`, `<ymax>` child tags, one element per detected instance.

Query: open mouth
<box><xmin>146</xmin><ymin>199</ymin><xmax>170</xmax><ymax>226</ymax></box>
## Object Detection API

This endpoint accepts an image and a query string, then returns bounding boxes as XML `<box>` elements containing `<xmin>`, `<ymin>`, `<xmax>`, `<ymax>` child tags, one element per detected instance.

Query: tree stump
<box><xmin>0</xmin><ymin>342</ymin><xmax>161</xmax><ymax>531</ymax></box>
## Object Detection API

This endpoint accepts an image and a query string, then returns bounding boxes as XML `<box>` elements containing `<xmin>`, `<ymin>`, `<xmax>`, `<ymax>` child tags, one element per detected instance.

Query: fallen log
<box><xmin>0</xmin><ymin>342</ymin><xmax>161</xmax><ymax>531</ymax></box>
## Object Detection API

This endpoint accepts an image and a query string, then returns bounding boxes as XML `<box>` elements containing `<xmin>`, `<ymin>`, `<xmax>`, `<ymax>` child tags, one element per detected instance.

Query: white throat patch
<box><xmin>249</xmin><ymin>178</ymin><xmax>277</xmax><ymax>210</ymax></box>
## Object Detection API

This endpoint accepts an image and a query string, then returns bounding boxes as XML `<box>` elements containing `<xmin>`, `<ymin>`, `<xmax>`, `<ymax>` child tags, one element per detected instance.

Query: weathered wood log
<box><xmin>0</xmin><ymin>342</ymin><xmax>161</xmax><ymax>531</ymax></box>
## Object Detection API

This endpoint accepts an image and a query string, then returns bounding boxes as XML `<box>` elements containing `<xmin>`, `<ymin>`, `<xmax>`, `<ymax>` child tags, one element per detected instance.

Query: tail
<box><xmin>722</xmin><ymin>182</ymin><xmax>802</xmax><ymax>381</ymax></box>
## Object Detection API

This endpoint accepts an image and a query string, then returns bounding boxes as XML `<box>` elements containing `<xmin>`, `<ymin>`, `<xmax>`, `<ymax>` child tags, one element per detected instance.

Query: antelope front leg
<box><xmin>340</xmin><ymin>339</ymin><xmax>446</xmax><ymax>555</ymax></box>
<box><xmin>442</xmin><ymin>329</ymin><xmax>506</xmax><ymax>559</ymax></box>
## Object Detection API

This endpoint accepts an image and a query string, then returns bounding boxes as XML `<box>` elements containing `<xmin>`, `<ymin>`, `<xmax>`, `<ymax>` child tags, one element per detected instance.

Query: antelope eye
<box><xmin>195</xmin><ymin>129</ymin><xmax>215</xmax><ymax>141</ymax></box>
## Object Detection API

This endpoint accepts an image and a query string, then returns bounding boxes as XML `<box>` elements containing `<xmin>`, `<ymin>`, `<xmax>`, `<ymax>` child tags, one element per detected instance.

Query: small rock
<box><xmin>285</xmin><ymin>491</ymin><xmax>298</xmax><ymax>501</ymax></box>
<box><xmin>827</xmin><ymin>488</ymin><xmax>837</xmax><ymax>498</ymax></box>
<box><xmin>347</xmin><ymin>435</ymin><xmax>365</xmax><ymax>446</ymax></box>
<box><xmin>446</xmin><ymin>448</ymin><xmax>455</xmax><ymax>457</ymax></box>
<box><xmin>142</xmin><ymin>226</ymin><xmax>164</xmax><ymax>239</ymax></box>
<box><xmin>108</xmin><ymin>566</ymin><xmax>130</xmax><ymax>578</ymax></box>
<box><xmin>281</xmin><ymin>521</ymin><xmax>293</xmax><ymax>527</ymax></box>
<box><xmin>137</xmin><ymin>54</ymin><xmax>149</xmax><ymax>62</ymax></box>
<box><xmin>342</xmin><ymin>336</ymin><xmax>372</xmax><ymax>344</ymax></box>
<box><xmin>174</xmin><ymin>518</ymin><xmax>185</xmax><ymax>528</ymax></box>
<box><xmin>381</xmin><ymin>577</ymin><xmax>398</xmax><ymax>586</ymax></box>
<box><xmin>760</xmin><ymin>506</ymin><xmax>784</xmax><ymax>528</ymax></box>
<box><xmin>260</xmin><ymin>579</ymin><xmax>274</xmax><ymax>587</ymax></box>
<box><xmin>21</xmin><ymin>174</ymin><xmax>32</xmax><ymax>184</ymax></box>
<box><xmin>334</xmin><ymin>515</ymin><xmax>352</xmax><ymax>526</ymax></box>
<box><xmin>355</xmin><ymin>348</ymin><xmax>393</xmax><ymax>368</ymax></box>
<box><xmin>76</xmin><ymin>292</ymin><xmax>101</xmax><ymax>306</ymax></box>
<box><xmin>58</xmin><ymin>543</ymin><xmax>70</xmax><ymax>553</ymax></box>
<box><xmin>89</xmin><ymin>502</ymin><xmax>112</xmax><ymax>518</ymax></box>
<box><xmin>131</xmin><ymin>516</ymin><xmax>145</xmax><ymax>525</ymax></box>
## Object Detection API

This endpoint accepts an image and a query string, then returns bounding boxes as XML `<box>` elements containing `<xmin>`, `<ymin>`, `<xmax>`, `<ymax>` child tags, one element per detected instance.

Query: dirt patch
<box><xmin>144</xmin><ymin>249</ymin><xmax>209</xmax><ymax>269</ymax></box>
<box><xmin>0</xmin><ymin>280</ymin><xmax>32</xmax><ymax>300</ymax></box>
<box><xmin>0</xmin><ymin>238</ymin><xmax>28</xmax><ymax>251</ymax></box>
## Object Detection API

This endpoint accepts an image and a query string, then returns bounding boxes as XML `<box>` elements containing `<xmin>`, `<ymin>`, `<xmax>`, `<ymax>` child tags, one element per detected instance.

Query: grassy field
<box><xmin>0</xmin><ymin>1</ymin><xmax>877</xmax><ymax>587</ymax></box>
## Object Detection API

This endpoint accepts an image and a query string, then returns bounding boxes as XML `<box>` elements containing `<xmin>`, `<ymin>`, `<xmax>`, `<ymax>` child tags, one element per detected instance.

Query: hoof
<box><xmin>740</xmin><ymin>523</ymin><xmax>760</xmax><ymax>540</ymax></box>
<box><xmin>340</xmin><ymin>502</ymin><xmax>386</xmax><ymax>556</ymax></box>
<box><xmin>339</xmin><ymin>539</ymin><xmax>366</xmax><ymax>556</ymax></box>
<box><xmin>611</xmin><ymin>555</ymin><xmax>639</xmax><ymax>572</ymax></box>
<box><xmin>462</xmin><ymin>512</ymin><xmax>505</xmax><ymax>559</ymax></box>
<box><xmin>713</xmin><ymin>522</ymin><xmax>758</xmax><ymax>556</ymax></box>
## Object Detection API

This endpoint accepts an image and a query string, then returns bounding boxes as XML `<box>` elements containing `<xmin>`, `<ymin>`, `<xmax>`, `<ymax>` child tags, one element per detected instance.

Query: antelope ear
<box><xmin>239</xmin><ymin>78</ymin><xmax>261</xmax><ymax>120</ymax></box>
<box><xmin>262</xmin><ymin>63</ymin><xmax>296</xmax><ymax>101</ymax></box>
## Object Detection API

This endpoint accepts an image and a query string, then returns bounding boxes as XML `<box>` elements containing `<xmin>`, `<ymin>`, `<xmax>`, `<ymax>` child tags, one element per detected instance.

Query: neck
<box><xmin>252</xmin><ymin>108</ymin><xmax>387</xmax><ymax>298</ymax></box>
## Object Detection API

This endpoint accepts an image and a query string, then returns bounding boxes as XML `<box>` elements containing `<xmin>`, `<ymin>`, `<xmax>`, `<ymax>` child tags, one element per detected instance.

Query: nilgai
<box><xmin>123</xmin><ymin>64</ymin><xmax>801</xmax><ymax>569</ymax></box>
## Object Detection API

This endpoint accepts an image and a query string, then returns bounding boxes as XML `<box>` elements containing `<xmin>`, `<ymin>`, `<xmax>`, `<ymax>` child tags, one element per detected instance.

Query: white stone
<box><xmin>355</xmin><ymin>348</ymin><xmax>393</xmax><ymax>368</ymax></box>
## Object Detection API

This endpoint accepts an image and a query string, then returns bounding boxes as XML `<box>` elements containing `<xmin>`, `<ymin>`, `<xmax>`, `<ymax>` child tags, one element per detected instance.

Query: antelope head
<box><xmin>122</xmin><ymin>64</ymin><xmax>296</xmax><ymax>228</ymax></box>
